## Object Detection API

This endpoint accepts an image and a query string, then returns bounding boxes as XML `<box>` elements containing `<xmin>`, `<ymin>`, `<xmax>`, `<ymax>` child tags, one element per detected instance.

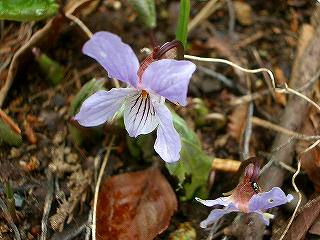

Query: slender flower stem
<box><xmin>92</xmin><ymin>136</ymin><xmax>115</xmax><ymax>240</ymax></box>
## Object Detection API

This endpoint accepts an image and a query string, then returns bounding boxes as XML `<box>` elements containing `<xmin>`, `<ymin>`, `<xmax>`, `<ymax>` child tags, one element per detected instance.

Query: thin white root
<box><xmin>184</xmin><ymin>55</ymin><xmax>320</xmax><ymax>113</ymax></box>
<box><xmin>278</xmin><ymin>159</ymin><xmax>301</xmax><ymax>240</ymax></box>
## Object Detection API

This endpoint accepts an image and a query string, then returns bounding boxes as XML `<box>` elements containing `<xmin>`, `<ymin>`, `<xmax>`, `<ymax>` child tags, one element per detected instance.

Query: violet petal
<box><xmin>141</xmin><ymin>59</ymin><xmax>196</xmax><ymax>106</ymax></box>
<box><xmin>153</xmin><ymin>102</ymin><xmax>181</xmax><ymax>163</ymax></box>
<box><xmin>248</xmin><ymin>187</ymin><xmax>294</xmax><ymax>212</ymax></box>
<box><xmin>200</xmin><ymin>205</ymin><xmax>239</xmax><ymax>228</ymax></box>
<box><xmin>123</xmin><ymin>92</ymin><xmax>159</xmax><ymax>137</ymax></box>
<box><xmin>196</xmin><ymin>196</ymin><xmax>232</xmax><ymax>207</ymax></box>
<box><xmin>83</xmin><ymin>31</ymin><xmax>139</xmax><ymax>87</ymax></box>
<box><xmin>75</xmin><ymin>88</ymin><xmax>134</xmax><ymax>127</ymax></box>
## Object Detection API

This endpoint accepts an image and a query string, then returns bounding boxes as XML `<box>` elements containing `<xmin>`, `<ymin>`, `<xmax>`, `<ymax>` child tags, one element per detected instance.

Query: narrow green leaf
<box><xmin>69</xmin><ymin>78</ymin><xmax>105</xmax><ymax>116</ymax></box>
<box><xmin>128</xmin><ymin>0</ymin><xmax>156</xmax><ymax>29</ymax></box>
<box><xmin>127</xmin><ymin>134</ymin><xmax>155</xmax><ymax>160</ymax></box>
<box><xmin>175</xmin><ymin>0</ymin><xmax>190</xmax><ymax>48</ymax></box>
<box><xmin>0</xmin><ymin>112</ymin><xmax>22</xmax><ymax>147</ymax></box>
<box><xmin>166</xmin><ymin>112</ymin><xmax>211</xmax><ymax>201</ymax></box>
<box><xmin>69</xmin><ymin>78</ymin><xmax>105</xmax><ymax>145</ymax></box>
<box><xmin>35</xmin><ymin>53</ymin><xmax>64</xmax><ymax>86</ymax></box>
<box><xmin>0</xmin><ymin>0</ymin><xmax>58</xmax><ymax>21</ymax></box>
<box><xmin>190</xmin><ymin>98</ymin><xmax>209</xmax><ymax>127</ymax></box>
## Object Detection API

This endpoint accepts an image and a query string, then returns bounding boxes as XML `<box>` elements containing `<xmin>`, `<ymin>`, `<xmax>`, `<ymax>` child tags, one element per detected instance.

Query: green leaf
<box><xmin>175</xmin><ymin>0</ymin><xmax>190</xmax><ymax>48</ymax></box>
<box><xmin>0</xmin><ymin>111</ymin><xmax>22</xmax><ymax>147</ymax></box>
<box><xmin>128</xmin><ymin>0</ymin><xmax>156</xmax><ymax>29</ymax></box>
<box><xmin>190</xmin><ymin>98</ymin><xmax>209</xmax><ymax>127</ymax></box>
<box><xmin>69</xmin><ymin>78</ymin><xmax>105</xmax><ymax>116</ymax></box>
<box><xmin>69</xmin><ymin>78</ymin><xmax>105</xmax><ymax>145</ymax></box>
<box><xmin>166</xmin><ymin>112</ymin><xmax>211</xmax><ymax>201</ymax></box>
<box><xmin>35</xmin><ymin>53</ymin><xmax>64</xmax><ymax>86</ymax></box>
<box><xmin>127</xmin><ymin>134</ymin><xmax>155</xmax><ymax>160</ymax></box>
<box><xmin>0</xmin><ymin>0</ymin><xmax>58</xmax><ymax>21</ymax></box>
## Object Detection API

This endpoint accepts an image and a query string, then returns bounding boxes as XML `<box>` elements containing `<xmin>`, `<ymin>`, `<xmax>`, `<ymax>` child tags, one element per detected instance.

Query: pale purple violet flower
<box><xmin>196</xmin><ymin>159</ymin><xmax>294</xmax><ymax>228</ymax></box>
<box><xmin>196</xmin><ymin>187</ymin><xmax>293</xmax><ymax>228</ymax></box>
<box><xmin>74</xmin><ymin>32</ymin><xmax>196</xmax><ymax>163</ymax></box>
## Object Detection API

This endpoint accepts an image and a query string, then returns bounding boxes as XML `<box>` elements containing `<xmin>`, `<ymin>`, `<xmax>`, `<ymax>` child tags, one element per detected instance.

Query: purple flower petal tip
<box><xmin>287</xmin><ymin>194</ymin><xmax>294</xmax><ymax>202</ymax></box>
<box><xmin>82</xmin><ymin>31</ymin><xmax>139</xmax><ymax>87</ymax></box>
<box><xmin>249</xmin><ymin>187</ymin><xmax>293</xmax><ymax>212</ymax></box>
<box><xmin>75</xmin><ymin>88</ymin><xmax>133</xmax><ymax>127</ymax></box>
<box><xmin>154</xmin><ymin>103</ymin><xmax>181</xmax><ymax>163</ymax></box>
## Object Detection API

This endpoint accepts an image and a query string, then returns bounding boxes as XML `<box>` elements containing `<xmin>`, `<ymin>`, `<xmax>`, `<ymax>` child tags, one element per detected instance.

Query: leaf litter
<box><xmin>0</xmin><ymin>1</ymin><xmax>320</xmax><ymax>240</ymax></box>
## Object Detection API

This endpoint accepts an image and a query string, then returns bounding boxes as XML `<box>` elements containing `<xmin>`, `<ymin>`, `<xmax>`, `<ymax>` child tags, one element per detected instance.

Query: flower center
<box><xmin>141</xmin><ymin>90</ymin><xmax>148</xmax><ymax>98</ymax></box>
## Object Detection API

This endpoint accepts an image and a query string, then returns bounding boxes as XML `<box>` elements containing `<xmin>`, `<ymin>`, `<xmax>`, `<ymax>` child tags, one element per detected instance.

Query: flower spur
<box><xmin>74</xmin><ymin>32</ymin><xmax>196</xmax><ymax>163</ymax></box>
<box><xmin>196</xmin><ymin>158</ymin><xmax>293</xmax><ymax>228</ymax></box>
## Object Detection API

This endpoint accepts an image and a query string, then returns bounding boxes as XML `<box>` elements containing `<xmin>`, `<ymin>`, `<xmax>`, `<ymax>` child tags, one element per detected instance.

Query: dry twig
<box><xmin>0</xmin><ymin>197</ymin><xmax>21</xmax><ymax>240</ymax></box>
<box><xmin>188</xmin><ymin>0</ymin><xmax>222</xmax><ymax>33</ymax></box>
<box><xmin>40</xmin><ymin>171</ymin><xmax>55</xmax><ymax>240</ymax></box>
<box><xmin>206</xmin><ymin>112</ymin><xmax>320</xmax><ymax>141</ymax></box>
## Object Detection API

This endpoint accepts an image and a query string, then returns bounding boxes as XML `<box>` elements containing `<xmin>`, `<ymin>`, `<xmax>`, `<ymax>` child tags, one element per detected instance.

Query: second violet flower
<box><xmin>196</xmin><ymin>158</ymin><xmax>294</xmax><ymax>228</ymax></box>
<box><xmin>74</xmin><ymin>32</ymin><xmax>196</xmax><ymax>163</ymax></box>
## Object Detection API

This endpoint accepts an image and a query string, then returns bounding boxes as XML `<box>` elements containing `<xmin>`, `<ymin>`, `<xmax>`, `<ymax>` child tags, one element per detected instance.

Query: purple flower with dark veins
<box><xmin>74</xmin><ymin>32</ymin><xmax>196</xmax><ymax>163</ymax></box>
<box><xmin>196</xmin><ymin>158</ymin><xmax>294</xmax><ymax>228</ymax></box>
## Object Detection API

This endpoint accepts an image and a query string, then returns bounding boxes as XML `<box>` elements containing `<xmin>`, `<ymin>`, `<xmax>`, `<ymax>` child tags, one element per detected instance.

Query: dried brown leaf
<box><xmin>282</xmin><ymin>195</ymin><xmax>320</xmax><ymax>240</ymax></box>
<box><xmin>296</xmin><ymin>109</ymin><xmax>320</xmax><ymax>191</ymax></box>
<box><xmin>97</xmin><ymin>168</ymin><xmax>177</xmax><ymax>240</ymax></box>
<box><xmin>309</xmin><ymin>216</ymin><xmax>320</xmax><ymax>236</ymax></box>
<box><xmin>228</xmin><ymin>104</ymin><xmax>248</xmax><ymax>142</ymax></box>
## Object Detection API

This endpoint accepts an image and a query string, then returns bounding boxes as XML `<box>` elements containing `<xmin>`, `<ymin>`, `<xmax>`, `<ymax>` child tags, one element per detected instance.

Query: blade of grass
<box><xmin>175</xmin><ymin>0</ymin><xmax>190</xmax><ymax>48</ymax></box>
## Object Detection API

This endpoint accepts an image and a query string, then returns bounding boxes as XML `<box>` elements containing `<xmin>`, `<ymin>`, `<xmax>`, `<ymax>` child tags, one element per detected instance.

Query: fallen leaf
<box><xmin>228</xmin><ymin>104</ymin><xmax>248</xmax><ymax>142</ymax></box>
<box><xmin>291</xmin><ymin>24</ymin><xmax>314</xmax><ymax>83</ymax></box>
<box><xmin>97</xmin><ymin>168</ymin><xmax>177</xmax><ymax>240</ymax></box>
<box><xmin>309</xmin><ymin>216</ymin><xmax>320</xmax><ymax>235</ymax></box>
<box><xmin>282</xmin><ymin>195</ymin><xmax>320</xmax><ymax>240</ymax></box>
<box><xmin>296</xmin><ymin>109</ymin><xmax>320</xmax><ymax>191</ymax></box>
